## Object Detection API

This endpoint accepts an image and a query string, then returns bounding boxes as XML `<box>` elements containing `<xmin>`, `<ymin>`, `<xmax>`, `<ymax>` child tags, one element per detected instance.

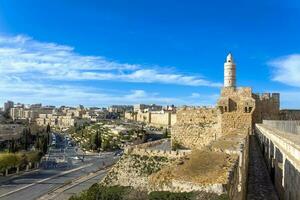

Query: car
<box><xmin>114</xmin><ymin>150</ymin><xmax>123</xmax><ymax>156</ymax></box>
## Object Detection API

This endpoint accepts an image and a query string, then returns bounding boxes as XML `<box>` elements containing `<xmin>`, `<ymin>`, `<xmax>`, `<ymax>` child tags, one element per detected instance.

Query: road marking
<box><xmin>37</xmin><ymin>169</ymin><xmax>108</xmax><ymax>200</ymax></box>
<box><xmin>0</xmin><ymin>163</ymin><xmax>93</xmax><ymax>198</ymax></box>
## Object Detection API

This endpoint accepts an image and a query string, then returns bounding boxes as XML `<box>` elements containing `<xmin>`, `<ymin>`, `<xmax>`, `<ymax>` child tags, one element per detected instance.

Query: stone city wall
<box><xmin>256</xmin><ymin>124</ymin><xmax>300</xmax><ymax>200</ymax></box>
<box><xmin>280</xmin><ymin>110</ymin><xmax>300</xmax><ymax>120</ymax></box>
<box><xmin>149</xmin><ymin>134</ymin><xmax>250</xmax><ymax>199</ymax></box>
<box><xmin>126</xmin><ymin>148</ymin><xmax>191</xmax><ymax>159</ymax></box>
<box><xmin>124</xmin><ymin>111</ymin><xmax>176</xmax><ymax>127</ymax></box>
<box><xmin>171</xmin><ymin>107</ymin><xmax>221</xmax><ymax>150</ymax></box>
<box><xmin>170</xmin><ymin>113</ymin><xmax>177</xmax><ymax>125</ymax></box>
<box><xmin>253</xmin><ymin>93</ymin><xmax>280</xmax><ymax>123</ymax></box>
<box><xmin>221</xmin><ymin>113</ymin><xmax>252</xmax><ymax>135</ymax></box>
<box><xmin>124</xmin><ymin>139</ymin><xmax>191</xmax><ymax>159</ymax></box>
<box><xmin>226</xmin><ymin>135</ymin><xmax>250</xmax><ymax>200</ymax></box>
<box><xmin>263</xmin><ymin>120</ymin><xmax>300</xmax><ymax>135</ymax></box>
<box><xmin>151</xmin><ymin>113</ymin><xmax>171</xmax><ymax>126</ymax></box>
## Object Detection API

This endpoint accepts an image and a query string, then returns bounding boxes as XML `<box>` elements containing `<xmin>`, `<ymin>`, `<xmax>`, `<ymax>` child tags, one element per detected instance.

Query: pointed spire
<box><xmin>226</xmin><ymin>53</ymin><xmax>234</xmax><ymax>63</ymax></box>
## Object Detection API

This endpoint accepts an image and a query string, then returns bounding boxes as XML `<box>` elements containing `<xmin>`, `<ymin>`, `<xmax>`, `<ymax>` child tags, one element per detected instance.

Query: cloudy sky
<box><xmin>0</xmin><ymin>0</ymin><xmax>299</xmax><ymax>108</ymax></box>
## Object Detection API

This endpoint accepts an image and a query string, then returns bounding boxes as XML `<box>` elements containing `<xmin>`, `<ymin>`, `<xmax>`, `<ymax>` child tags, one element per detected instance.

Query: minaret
<box><xmin>224</xmin><ymin>53</ymin><xmax>236</xmax><ymax>88</ymax></box>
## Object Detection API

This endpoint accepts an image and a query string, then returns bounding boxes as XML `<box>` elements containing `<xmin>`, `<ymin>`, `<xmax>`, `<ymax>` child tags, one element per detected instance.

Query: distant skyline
<box><xmin>0</xmin><ymin>0</ymin><xmax>299</xmax><ymax>108</ymax></box>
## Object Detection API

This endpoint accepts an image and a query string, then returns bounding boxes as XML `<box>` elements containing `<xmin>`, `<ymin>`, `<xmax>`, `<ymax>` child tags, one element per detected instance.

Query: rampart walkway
<box><xmin>247</xmin><ymin>135</ymin><xmax>279</xmax><ymax>200</ymax></box>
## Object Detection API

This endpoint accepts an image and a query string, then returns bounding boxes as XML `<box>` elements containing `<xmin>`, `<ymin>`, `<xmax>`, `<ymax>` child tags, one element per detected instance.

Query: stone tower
<box><xmin>224</xmin><ymin>53</ymin><xmax>236</xmax><ymax>88</ymax></box>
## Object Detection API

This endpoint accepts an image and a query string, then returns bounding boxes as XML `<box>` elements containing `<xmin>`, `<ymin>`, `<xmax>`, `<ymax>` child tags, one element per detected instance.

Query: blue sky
<box><xmin>0</xmin><ymin>0</ymin><xmax>299</xmax><ymax>108</ymax></box>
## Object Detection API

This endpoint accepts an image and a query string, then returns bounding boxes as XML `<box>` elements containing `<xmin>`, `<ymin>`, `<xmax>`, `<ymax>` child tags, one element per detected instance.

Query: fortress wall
<box><xmin>124</xmin><ymin>112</ymin><xmax>133</xmax><ymax>120</ymax></box>
<box><xmin>226</xmin><ymin>135</ymin><xmax>250</xmax><ymax>200</ymax></box>
<box><xmin>253</xmin><ymin>93</ymin><xmax>280</xmax><ymax>123</ymax></box>
<box><xmin>136</xmin><ymin>112</ymin><xmax>151</xmax><ymax>123</ymax></box>
<box><xmin>150</xmin><ymin>113</ymin><xmax>170</xmax><ymax>126</ymax></box>
<box><xmin>124</xmin><ymin>111</ymin><xmax>177</xmax><ymax>127</ymax></box>
<box><xmin>170</xmin><ymin>113</ymin><xmax>177</xmax><ymax>125</ymax></box>
<box><xmin>255</xmin><ymin>124</ymin><xmax>300</xmax><ymax>200</ymax></box>
<box><xmin>124</xmin><ymin>139</ymin><xmax>165</xmax><ymax>150</ymax></box>
<box><xmin>263</xmin><ymin>120</ymin><xmax>300</xmax><ymax>135</ymax></box>
<box><xmin>171</xmin><ymin>107</ymin><xmax>221</xmax><ymax>150</ymax></box>
<box><xmin>124</xmin><ymin>139</ymin><xmax>191</xmax><ymax>159</ymax></box>
<box><xmin>280</xmin><ymin>110</ymin><xmax>300</xmax><ymax>120</ymax></box>
<box><xmin>126</xmin><ymin>148</ymin><xmax>191</xmax><ymax>159</ymax></box>
<box><xmin>221</xmin><ymin>112</ymin><xmax>252</xmax><ymax>135</ymax></box>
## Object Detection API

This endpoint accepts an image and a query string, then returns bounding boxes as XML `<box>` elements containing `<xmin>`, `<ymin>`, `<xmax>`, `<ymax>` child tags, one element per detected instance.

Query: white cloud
<box><xmin>0</xmin><ymin>78</ymin><xmax>215</xmax><ymax>106</ymax></box>
<box><xmin>0</xmin><ymin>34</ymin><xmax>221</xmax><ymax>106</ymax></box>
<box><xmin>190</xmin><ymin>93</ymin><xmax>201</xmax><ymax>98</ymax></box>
<box><xmin>0</xmin><ymin>34</ymin><xmax>220</xmax><ymax>87</ymax></box>
<box><xmin>269</xmin><ymin>54</ymin><xmax>300</xmax><ymax>87</ymax></box>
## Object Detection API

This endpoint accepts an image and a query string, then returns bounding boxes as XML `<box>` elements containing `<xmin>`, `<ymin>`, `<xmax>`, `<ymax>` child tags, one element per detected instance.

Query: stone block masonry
<box><xmin>171</xmin><ymin>107</ymin><xmax>221</xmax><ymax>150</ymax></box>
<box><xmin>124</xmin><ymin>139</ymin><xmax>191</xmax><ymax>159</ymax></box>
<box><xmin>124</xmin><ymin>111</ymin><xmax>177</xmax><ymax>127</ymax></box>
<box><xmin>263</xmin><ymin>120</ymin><xmax>300</xmax><ymax>135</ymax></box>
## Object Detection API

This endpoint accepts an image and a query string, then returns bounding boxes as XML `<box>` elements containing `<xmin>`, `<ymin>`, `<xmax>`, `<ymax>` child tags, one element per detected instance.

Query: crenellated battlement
<box><xmin>253</xmin><ymin>93</ymin><xmax>280</xmax><ymax>102</ymax></box>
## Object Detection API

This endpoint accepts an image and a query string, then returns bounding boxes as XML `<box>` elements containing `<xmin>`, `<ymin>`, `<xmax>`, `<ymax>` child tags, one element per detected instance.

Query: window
<box><xmin>249</xmin><ymin>107</ymin><xmax>253</xmax><ymax>112</ymax></box>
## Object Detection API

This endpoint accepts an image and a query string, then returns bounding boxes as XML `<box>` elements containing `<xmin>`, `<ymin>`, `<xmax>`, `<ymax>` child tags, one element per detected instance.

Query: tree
<box><xmin>46</xmin><ymin>124</ymin><xmax>51</xmax><ymax>133</ymax></box>
<box><xmin>163</xmin><ymin>128</ymin><xmax>169</xmax><ymax>138</ymax></box>
<box><xmin>101</xmin><ymin>140</ymin><xmax>110</xmax><ymax>151</ymax></box>
<box><xmin>35</xmin><ymin>132</ymin><xmax>40</xmax><ymax>149</ymax></box>
<box><xmin>40</xmin><ymin>136</ymin><xmax>48</xmax><ymax>155</ymax></box>
<box><xmin>94</xmin><ymin>130</ymin><xmax>102</xmax><ymax>151</ymax></box>
<box><xmin>46</xmin><ymin>124</ymin><xmax>51</xmax><ymax>145</ymax></box>
<box><xmin>9</xmin><ymin>138</ymin><xmax>16</xmax><ymax>153</ymax></box>
<box><xmin>21</xmin><ymin>129</ymin><xmax>29</xmax><ymax>151</ymax></box>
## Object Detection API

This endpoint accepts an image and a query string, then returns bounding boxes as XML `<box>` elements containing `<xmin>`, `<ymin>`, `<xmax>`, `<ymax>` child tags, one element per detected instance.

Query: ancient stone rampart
<box><xmin>253</xmin><ymin>93</ymin><xmax>280</xmax><ymax>122</ymax></box>
<box><xmin>171</xmin><ymin>107</ymin><xmax>221</xmax><ymax>149</ymax></box>
<box><xmin>226</xmin><ymin>135</ymin><xmax>249</xmax><ymax>200</ymax></box>
<box><xmin>124</xmin><ymin>139</ymin><xmax>191</xmax><ymax>159</ymax></box>
<box><xmin>124</xmin><ymin>111</ymin><xmax>176</xmax><ymax>127</ymax></box>
<box><xmin>280</xmin><ymin>109</ymin><xmax>300</xmax><ymax>120</ymax></box>
<box><xmin>256</xmin><ymin>124</ymin><xmax>300</xmax><ymax>200</ymax></box>
<box><xmin>263</xmin><ymin>120</ymin><xmax>300</xmax><ymax>135</ymax></box>
<box><xmin>126</xmin><ymin>148</ymin><xmax>190</xmax><ymax>159</ymax></box>
<box><xmin>148</xmin><ymin>134</ymin><xmax>250</xmax><ymax>199</ymax></box>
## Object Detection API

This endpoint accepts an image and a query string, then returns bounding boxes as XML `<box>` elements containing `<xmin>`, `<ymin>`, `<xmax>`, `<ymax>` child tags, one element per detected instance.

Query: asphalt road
<box><xmin>50</xmin><ymin>170</ymin><xmax>108</xmax><ymax>200</ymax></box>
<box><xmin>0</xmin><ymin>133</ymin><xmax>119</xmax><ymax>200</ymax></box>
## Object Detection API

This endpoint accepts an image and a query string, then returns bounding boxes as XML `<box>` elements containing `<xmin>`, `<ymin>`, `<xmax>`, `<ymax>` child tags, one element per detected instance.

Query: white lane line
<box><xmin>0</xmin><ymin>163</ymin><xmax>93</xmax><ymax>198</ymax></box>
<box><xmin>38</xmin><ymin>169</ymin><xmax>108</xmax><ymax>200</ymax></box>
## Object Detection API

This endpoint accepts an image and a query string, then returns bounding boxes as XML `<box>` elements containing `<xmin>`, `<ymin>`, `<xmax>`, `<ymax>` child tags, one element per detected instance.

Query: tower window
<box><xmin>249</xmin><ymin>107</ymin><xmax>253</xmax><ymax>112</ymax></box>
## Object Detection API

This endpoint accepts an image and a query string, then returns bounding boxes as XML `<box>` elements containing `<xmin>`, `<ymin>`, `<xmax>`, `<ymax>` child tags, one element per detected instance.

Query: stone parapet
<box><xmin>124</xmin><ymin>139</ymin><xmax>191</xmax><ymax>159</ymax></box>
<box><xmin>256</xmin><ymin>124</ymin><xmax>300</xmax><ymax>200</ymax></box>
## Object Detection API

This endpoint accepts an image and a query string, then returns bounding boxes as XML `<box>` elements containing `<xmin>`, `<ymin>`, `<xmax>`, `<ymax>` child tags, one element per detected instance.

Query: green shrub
<box><xmin>149</xmin><ymin>191</ymin><xmax>195</xmax><ymax>200</ymax></box>
<box><xmin>26</xmin><ymin>151</ymin><xmax>43</xmax><ymax>163</ymax></box>
<box><xmin>69</xmin><ymin>184</ymin><xmax>130</xmax><ymax>200</ymax></box>
<box><xmin>0</xmin><ymin>151</ymin><xmax>42</xmax><ymax>174</ymax></box>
